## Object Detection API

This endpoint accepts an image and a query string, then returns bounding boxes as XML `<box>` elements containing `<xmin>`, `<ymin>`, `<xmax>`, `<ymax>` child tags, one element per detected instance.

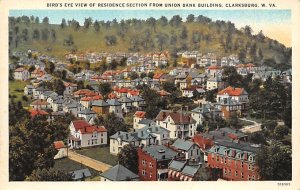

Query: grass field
<box><xmin>74</xmin><ymin>146</ymin><xmax>118</xmax><ymax>166</ymax></box>
<box><xmin>53</xmin><ymin>158</ymin><xmax>100</xmax><ymax>180</ymax></box>
<box><xmin>9</xmin><ymin>80</ymin><xmax>32</xmax><ymax>107</ymax></box>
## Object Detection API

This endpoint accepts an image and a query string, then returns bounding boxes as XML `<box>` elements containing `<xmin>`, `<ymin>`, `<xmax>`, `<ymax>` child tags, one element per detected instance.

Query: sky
<box><xmin>9</xmin><ymin>9</ymin><xmax>291</xmax><ymax>47</ymax></box>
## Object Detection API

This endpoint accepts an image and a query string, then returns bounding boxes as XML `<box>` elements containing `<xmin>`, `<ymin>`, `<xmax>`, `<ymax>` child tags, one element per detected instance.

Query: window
<box><xmin>101</xmin><ymin>133</ymin><xmax>103</xmax><ymax>137</ymax></box>
<box><xmin>150</xmin><ymin>172</ymin><xmax>152</xmax><ymax>178</ymax></box>
<box><xmin>224</xmin><ymin>158</ymin><xmax>227</xmax><ymax>164</ymax></box>
<box><xmin>101</xmin><ymin>138</ymin><xmax>103</xmax><ymax>144</ymax></box>
<box><xmin>224</xmin><ymin>168</ymin><xmax>227</xmax><ymax>175</ymax></box>
<box><xmin>228</xmin><ymin>169</ymin><xmax>231</xmax><ymax>176</ymax></box>
<box><xmin>252</xmin><ymin>175</ymin><xmax>255</xmax><ymax>181</ymax></box>
<box><xmin>142</xmin><ymin>170</ymin><xmax>146</xmax><ymax>176</ymax></box>
<box><xmin>149</xmin><ymin>162</ymin><xmax>153</xmax><ymax>168</ymax></box>
<box><xmin>220</xmin><ymin>157</ymin><xmax>223</xmax><ymax>164</ymax></box>
<box><xmin>248</xmin><ymin>164</ymin><xmax>251</xmax><ymax>171</ymax></box>
<box><xmin>235</xmin><ymin>171</ymin><xmax>238</xmax><ymax>177</ymax></box>
<box><xmin>88</xmin><ymin>140</ymin><xmax>90</xmax><ymax>145</ymax></box>
<box><xmin>247</xmin><ymin>175</ymin><xmax>251</xmax><ymax>180</ymax></box>
<box><xmin>241</xmin><ymin>172</ymin><xmax>244</xmax><ymax>179</ymax></box>
<box><xmin>95</xmin><ymin>139</ymin><xmax>97</xmax><ymax>144</ymax></box>
<box><xmin>216</xmin><ymin>156</ymin><xmax>219</xmax><ymax>162</ymax></box>
<box><xmin>197</xmin><ymin>149</ymin><xmax>199</xmax><ymax>155</ymax></box>
<box><xmin>142</xmin><ymin>160</ymin><xmax>146</xmax><ymax>166</ymax></box>
<box><xmin>241</xmin><ymin>162</ymin><xmax>244</xmax><ymax>169</ymax></box>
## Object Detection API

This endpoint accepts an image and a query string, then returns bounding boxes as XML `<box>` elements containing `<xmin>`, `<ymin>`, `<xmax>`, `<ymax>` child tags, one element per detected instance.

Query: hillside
<box><xmin>9</xmin><ymin>15</ymin><xmax>291</xmax><ymax>70</ymax></box>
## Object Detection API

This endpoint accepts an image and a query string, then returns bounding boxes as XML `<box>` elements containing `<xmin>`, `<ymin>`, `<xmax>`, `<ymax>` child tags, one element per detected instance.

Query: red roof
<box><xmin>74</xmin><ymin>89</ymin><xmax>93</xmax><ymax>96</ymax></box>
<box><xmin>134</xmin><ymin>111</ymin><xmax>146</xmax><ymax>119</ymax></box>
<box><xmin>158</xmin><ymin>90</ymin><xmax>171</xmax><ymax>96</ymax></box>
<box><xmin>30</xmin><ymin>100</ymin><xmax>50</xmax><ymax>106</ymax></box>
<box><xmin>236</xmin><ymin>64</ymin><xmax>245</xmax><ymax>68</ymax></box>
<box><xmin>153</xmin><ymin>73</ymin><xmax>165</xmax><ymax>79</ymax></box>
<box><xmin>54</xmin><ymin>141</ymin><xmax>65</xmax><ymax>149</ymax></box>
<box><xmin>192</xmin><ymin>134</ymin><xmax>214</xmax><ymax>150</ymax></box>
<box><xmin>156</xmin><ymin>111</ymin><xmax>195</xmax><ymax>125</ymax></box>
<box><xmin>115</xmin><ymin>87</ymin><xmax>129</xmax><ymax>93</ymax></box>
<box><xmin>245</xmin><ymin>63</ymin><xmax>255</xmax><ymax>67</ymax></box>
<box><xmin>64</xmin><ymin>82</ymin><xmax>77</xmax><ymax>87</ymax></box>
<box><xmin>72</xmin><ymin>120</ymin><xmax>107</xmax><ymax>134</ymax></box>
<box><xmin>14</xmin><ymin>67</ymin><xmax>26</xmax><ymax>72</ymax></box>
<box><xmin>29</xmin><ymin>109</ymin><xmax>48</xmax><ymax>117</ymax></box>
<box><xmin>128</xmin><ymin>89</ymin><xmax>140</xmax><ymax>96</ymax></box>
<box><xmin>207</xmin><ymin>65</ymin><xmax>221</xmax><ymax>70</ymax></box>
<box><xmin>217</xmin><ymin>86</ymin><xmax>245</xmax><ymax>96</ymax></box>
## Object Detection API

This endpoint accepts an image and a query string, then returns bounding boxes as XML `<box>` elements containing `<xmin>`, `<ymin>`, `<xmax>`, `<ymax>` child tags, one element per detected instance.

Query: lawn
<box><xmin>53</xmin><ymin>158</ymin><xmax>100</xmax><ymax>180</ymax></box>
<box><xmin>9</xmin><ymin>80</ymin><xmax>32</xmax><ymax>107</ymax></box>
<box><xmin>74</xmin><ymin>146</ymin><xmax>118</xmax><ymax>166</ymax></box>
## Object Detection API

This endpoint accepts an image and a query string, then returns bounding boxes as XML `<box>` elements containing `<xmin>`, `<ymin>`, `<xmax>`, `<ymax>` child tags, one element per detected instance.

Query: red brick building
<box><xmin>138</xmin><ymin>145</ymin><xmax>178</xmax><ymax>181</ymax></box>
<box><xmin>207</xmin><ymin>141</ymin><xmax>260</xmax><ymax>181</ymax></box>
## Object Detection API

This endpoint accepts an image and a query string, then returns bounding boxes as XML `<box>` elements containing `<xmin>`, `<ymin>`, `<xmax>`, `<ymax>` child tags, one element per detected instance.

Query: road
<box><xmin>239</xmin><ymin>118</ymin><xmax>262</xmax><ymax>133</ymax></box>
<box><xmin>68</xmin><ymin>150</ymin><xmax>112</xmax><ymax>172</ymax></box>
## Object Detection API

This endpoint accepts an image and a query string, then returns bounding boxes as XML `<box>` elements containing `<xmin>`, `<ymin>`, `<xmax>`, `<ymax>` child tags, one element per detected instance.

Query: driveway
<box><xmin>239</xmin><ymin>118</ymin><xmax>262</xmax><ymax>133</ymax></box>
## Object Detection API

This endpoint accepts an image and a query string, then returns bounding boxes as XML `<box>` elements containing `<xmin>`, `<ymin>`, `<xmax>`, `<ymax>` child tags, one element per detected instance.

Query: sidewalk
<box><xmin>68</xmin><ymin>150</ymin><xmax>112</xmax><ymax>172</ymax></box>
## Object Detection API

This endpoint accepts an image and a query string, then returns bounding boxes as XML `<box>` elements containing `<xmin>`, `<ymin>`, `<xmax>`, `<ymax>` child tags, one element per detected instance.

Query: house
<box><xmin>206</xmin><ymin>75</ymin><xmax>225</xmax><ymax>91</ymax></box>
<box><xmin>54</xmin><ymin>141</ymin><xmax>68</xmax><ymax>160</ymax></box>
<box><xmin>133</xmin><ymin>111</ymin><xmax>146</xmax><ymax>129</ymax></box>
<box><xmin>191</xmin><ymin>102</ymin><xmax>222</xmax><ymax>125</ymax></box>
<box><xmin>71</xmin><ymin>168</ymin><xmax>92</xmax><ymax>181</ymax></box>
<box><xmin>14</xmin><ymin>67</ymin><xmax>30</xmax><ymax>81</ymax></box>
<box><xmin>32</xmin><ymin>87</ymin><xmax>51</xmax><ymax>99</ymax></box>
<box><xmin>155</xmin><ymin>110</ymin><xmax>197</xmax><ymax>139</ymax></box>
<box><xmin>24</xmin><ymin>85</ymin><xmax>34</xmax><ymax>96</ymax></box>
<box><xmin>77</xmin><ymin>108</ymin><xmax>97</xmax><ymax>122</ymax></box>
<box><xmin>30</xmin><ymin>99</ymin><xmax>50</xmax><ymax>110</ymax></box>
<box><xmin>215</xmin><ymin>97</ymin><xmax>242</xmax><ymax>119</ymax></box>
<box><xmin>29</xmin><ymin>109</ymin><xmax>49</xmax><ymax>118</ymax></box>
<box><xmin>138</xmin><ymin>145</ymin><xmax>178</xmax><ymax>181</ymax></box>
<box><xmin>68</xmin><ymin>120</ymin><xmax>107</xmax><ymax>149</ymax></box>
<box><xmin>62</xmin><ymin>98</ymin><xmax>84</xmax><ymax>116</ymax></box>
<box><xmin>100</xmin><ymin>164</ymin><xmax>140</xmax><ymax>181</ymax></box>
<box><xmin>106</xmin><ymin>99</ymin><xmax>123</xmax><ymax>118</ymax></box>
<box><xmin>110</xmin><ymin>128</ymin><xmax>161</xmax><ymax>155</ymax></box>
<box><xmin>40</xmin><ymin>91</ymin><xmax>58</xmax><ymax>100</ymax></box>
<box><xmin>118</xmin><ymin>97</ymin><xmax>133</xmax><ymax>113</ymax></box>
<box><xmin>51</xmin><ymin>97</ymin><xmax>64</xmax><ymax>112</ymax></box>
<box><xmin>135</xmin><ymin>118</ymin><xmax>156</xmax><ymax>130</ymax></box>
<box><xmin>207</xmin><ymin>141</ymin><xmax>260</xmax><ymax>181</ymax></box>
<box><xmin>168</xmin><ymin>159</ymin><xmax>202</xmax><ymax>181</ymax></box>
<box><xmin>182</xmin><ymin>86</ymin><xmax>204</xmax><ymax>98</ymax></box>
<box><xmin>91</xmin><ymin>100</ymin><xmax>109</xmax><ymax>115</ymax></box>
<box><xmin>217</xmin><ymin>86</ymin><xmax>249</xmax><ymax>109</ymax></box>
<box><xmin>171</xmin><ymin>139</ymin><xmax>202</xmax><ymax>162</ymax></box>
<box><xmin>136</xmin><ymin>125</ymin><xmax>170</xmax><ymax>146</ymax></box>
<box><xmin>63</xmin><ymin>82</ymin><xmax>78</xmax><ymax>95</ymax></box>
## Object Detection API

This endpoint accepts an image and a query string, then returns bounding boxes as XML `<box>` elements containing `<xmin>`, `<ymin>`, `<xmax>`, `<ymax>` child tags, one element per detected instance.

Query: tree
<box><xmin>32</xmin><ymin>29</ymin><xmax>40</xmax><ymax>40</ymax></box>
<box><xmin>94</xmin><ymin>20</ymin><xmax>100</xmax><ymax>32</ymax></box>
<box><xmin>26</xmin><ymin>168</ymin><xmax>73</xmax><ymax>181</ymax></box>
<box><xmin>204</xmin><ymin>89</ymin><xmax>217</xmax><ymax>103</ymax></box>
<box><xmin>186</xmin><ymin>14</ymin><xmax>195</xmax><ymax>22</ymax></box>
<box><xmin>117</xmin><ymin>144</ymin><xmax>138</xmax><ymax>173</ymax></box>
<box><xmin>99</xmin><ymin>82</ymin><xmax>112</xmax><ymax>98</ymax></box>
<box><xmin>242</xmin><ymin>25</ymin><xmax>252</xmax><ymax>36</ymax></box>
<box><xmin>222</xmin><ymin>66</ymin><xmax>243</xmax><ymax>87</ymax></box>
<box><xmin>180</xmin><ymin>26</ymin><xmax>188</xmax><ymax>40</ymax></box>
<box><xmin>227</xmin><ymin>112</ymin><xmax>241</xmax><ymax>129</ymax></box>
<box><xmin>129</xmin><ymin>72</ymin><xmax>139</xmax><ymax>80</ymax></box>
<box><xmin>148</xmin><ymin>72</ymin><xmax>154</xmax><ymax>79</ymax></box>
<box><xmin>28</xmin><ymin>65</ymin><xmax>36</xmax><ymax>73</ymax></box>
<box><xmin>140</xmin><ymin>72</ymin><xmax>147</xmax><ymax>78</ymax></box>
<box><xmin>273</xmin><ymin>125</ymin><xmax>289</xmax><ymax>140</ymax></box>
<box><xmin>9</xmin><ymin>117</ymin><xmax>59</xmax><ymax>180</ymax></box>
<box><xmin>158</xmin><ymin>16</ymin><xmax>168</xmax><ymax>26</ymax></box>
<box><xmin>105</xmin><ymin>35</ymin><xmax>117</xmax><ymax>46</ymax></box>
<box><xmin>256</xmin><ymin>141</ymin><xmax>292</xmax><ymax>180</ymax></box>
<box><xmin>196</xmin><ymin>15</ymin><xmax>212</xmax><ymax>24</ymax></box>
<box><xmin>146</xmin><ymin>17</ymin><xmax>156</xmax><ymax>31</ymax></box>
<box><xmin>21</xmin><ymin>29</ymin><xmax>29</xmax><ymax>41</ymax></box>
<box><xmin>60</xmin><ymin>18</ymin><xmax>67</xmax><ymax>29</ymax></box>
<box><xmin>53</xmin><ymin>79</ymin><xmax>66</xmax><ymax>95</ymax></box>
<box><xmin>64</xmin><ymin>34</ymin><xmax>74</xmax><ymax>46</ymax></box>
<box><xmin>84</xmin><ymin>17</ymin><xmax>93</xmax><ymax>29</ymax></box>
<box><xmin>169</xmin><ymin>15</ymin><xmax>182</xmax><ymax>27</ymax></box>
<box><xmin>41</xmin><ymin>28</ymin><xmax>50</xmax><ymax>41</ymax></box>
<box><xmin>42</xmin><ymin>17</ymin><xmax>49</xmax><ymax>24</ymax></box>
<box><xmin>103</xmin><ymin>113</ymin><xmax>128</xmax><ymax>137</ymax></box>
<box><xmin>35</xmin><ymin>17</ymin><xmax>39</xmax><ymax>24</ymax></box>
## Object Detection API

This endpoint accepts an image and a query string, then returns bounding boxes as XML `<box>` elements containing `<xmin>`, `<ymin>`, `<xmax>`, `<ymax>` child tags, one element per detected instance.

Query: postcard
<box><xmin>0</xmin><ymin>0</ymin><xmax>299</xmax><ymax>189</ymax></box>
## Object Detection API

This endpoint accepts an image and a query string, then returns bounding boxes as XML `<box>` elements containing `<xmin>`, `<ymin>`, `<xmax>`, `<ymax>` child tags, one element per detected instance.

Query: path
<box><xmin>239</xmin><ymin>118</ymin><xmax>262</xmax><ymax>133</ymax></box>
<box><xmin>68</xmin><ymin>150</ymin><xmax>112</xmax><ymax>172</ymax></box>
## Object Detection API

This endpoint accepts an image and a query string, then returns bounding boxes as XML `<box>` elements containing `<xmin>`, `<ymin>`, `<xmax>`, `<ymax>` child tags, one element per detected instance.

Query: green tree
<box><xmin>186</xmin><ymin>14</ymin><xmax>195</xmax><ymax>22</ymax></box>
<box><xmin>94</xmin><ymin>20</ymin><xmax>100</xmax><ymax>32</ymax></box>
<box><xmin>117</xmin><ymin>144</ymin><xmax>138</xmax><ymax>174</ymax></box>
<box><xmin>273</xmin><ymin>125</ymin><xmax>289</xmax><ymax>140</ymax></box>
<box><xmin>104</xmin><ymin>113</ymin><xmax>128</xmax><ymax>137</ymax></box>
<box><xmin>53</xmin><ymin>79</ymin><xmax>66</xmax><ymax>95</ymax></box>
<box><xmin>60</xmin><ymin>18</ymin><xmax>67</xmax><ymax>29</ymax></box>
<box><xmin>42</xmin><ymin>17</ymin><xmax>49</xmax><ymax>24</ymax></box>
<box><xmin>169</xmin><ymin>15</ymin><xmax>182</xmax><ymax>27</ymax></box>
<box><xmin>158</xmin><ymin>16</ymin><xmax>168</xmax><ymax>26</ymax></box>
<box><xmin>140</xmin><ymin>72</ymin><xmax>147</xmax><ymax>78</ymax></box>
<box><xmin>256</xmin><ymin>141</ymin><xmax>292</xmax><ymax>180</ymax></box>
<box><xmin>129</xmin><ymin>72</ymin><xmax>139</xmax><ymax>80</ymax></box>
<box><xmin>26</xmin><ymin>168</ymin><xmax>73</xmax><ymax>181</ymax></box>
<box><xmin>222</xmin><ymin>66</ymin><xmax>243</xmax><ymax>87</ymax></box>
<box><xmin>99</xmin><ymin>82</ymin><xmax>112</xmax><ymax>98</ymax></box>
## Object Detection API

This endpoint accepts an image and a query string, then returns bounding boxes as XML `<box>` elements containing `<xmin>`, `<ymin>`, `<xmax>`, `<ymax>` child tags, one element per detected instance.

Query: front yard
<box><xmin>53</xmin><ymin>158</ymin><xmax>100</xmax><ymax>180</ymax></box>
<box><xmin>74</xmin><ymin>146</ymin><xmax>118</xmax><ymax>166</ymax></box>
<box><xmin>9</xmin><ymin>80</ymin><xmax>32</xmax><ymax>107</ymax></box>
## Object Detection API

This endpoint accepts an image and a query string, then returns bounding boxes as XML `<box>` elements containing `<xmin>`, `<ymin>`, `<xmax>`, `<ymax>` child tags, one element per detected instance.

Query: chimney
<box><xmin>232</xmin><ymin>150</ymin><xmax>236</xmax><ymax>157</ymax></box>
<box><xmin>244</xmin><ymin>152</ymin><xmax>248</xmax><ymax>160</ymax></box>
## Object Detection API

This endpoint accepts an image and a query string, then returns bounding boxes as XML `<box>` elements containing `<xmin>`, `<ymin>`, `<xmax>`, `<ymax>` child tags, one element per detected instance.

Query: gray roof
<box><xmin>100</xmin><ymin>164</ymin><xmax>139</xmax><ymax>181</ymax></box>
<box><xmin>169</xmin><ymin>160</ymin><xmax>201</xmax><ymax>177</ymax></box>
<box><xmin>110</xmin><ymin>131</ymin><xmax>140</xmax><ymax>142</ymax></box>
<box><xmin>142</xmin><ymin>145</ymin><xmax>178</xmax><ymax>161</ymax></box>
<box><xmin>137</xmin><ymin>125</ymin><xmax>170</xmax><ymax>134</ymax></box>
<box><xmin>216</xmin><ymin>98</ymin><xmax>241</xmax><ymax>106</ymax></box>
<box><xmin>25</xmin><ymin>85</ymin><xmax>34</xmax><ymax>89</ymax></box>
<box><xmin>78</xmin><ymin>108</ymin><xmax>96</xmax><ymax>115</ymax></box>
<box><xmin>208</xmin><ymin>75</ymin><xmax>223</xmax><ymax>82</ymax></box>
<box><xmin>138</xmin><ymin>118</ymin><xmax>155</xmax><ymax>125</ymax></box>
<box><xmin>172</xmin><ymin>139</ymin><xmax>197</xmax><ymax>151</ymax></box>
<box><xmin>107</xmin><ymin>99</ymin><xmax>122</xmax><ymax>106</ymax></box>
<box><xmin>92</xmin><ymin>100</ymin><xmax>109</xmax><ymax>107</ymax></box>
<box><xmin>118</xmin><ymin>97</ymin><xmax>133</xmax><ymax>103</ymax></box>
<box><xmin>130</xmin><ymin>96</ymin><xmax>144</xmax><ymax>102</ymax></box>
<box><xmin>71</xmin><ymin>168</ymin><xmax>91</xmax><ymax>180</ymax></box>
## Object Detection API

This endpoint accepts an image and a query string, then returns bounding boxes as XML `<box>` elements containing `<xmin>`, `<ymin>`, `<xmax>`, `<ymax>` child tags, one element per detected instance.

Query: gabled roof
<box><xmin>107</xmin><ymin>99</ymin><xmax>122</xmax><ymax>106</ymax></box>
<box><xmin>71</xmin><ymin>169</ymin><xmax>91</xmax><ymax>180</ymax></box>
<box><xmin>155</xmin><ymin>110</ymin><xmax>195</xmax><ymax>125</ymax></box>
<box><xmin>92</xmin><ymin>100</ymin><xmax>109</xmax><ymax>107</ymax></box>
<box><xmin>118</xmin><ymin>97</ymin><xmax>133</xmax><ymax>103</ymax></box>
<box><xmin>100</xmin><ymin>164</ymin><xmax>139</xmax><ymax>181</ymax></box>
<box><xmin>130</xmin><ymin>96</ymin><xmax>144</xmax><ymax>102</ymax></box>
<box><xmin>217</xmin><ymin>86</ymin><xmax>248</xmax><ymax>96</ymax></box>
<box><xmin>54</xmin><ymin>141</ymin><xmax>65</xmax><ymax>149</ymax></box>
<box><xmin>71</xmin><ymin>120</ymin><xmax>107</xmax><ymax>134</ymax></box>
<box><xmin>172</xmin><ymin>139</ymin><xmax>197</xmax><ymax>151</ymax></box>
<box><xmin>29</xmin><ymin>109</ymin><xmax>48</xmax><ymax>117</ymax></box>
<box><xmin>134</xmin><ymin>111</ymin><xmax>146</xmax><ymax>119</ymax></box>
<box><xmin>30</xmin><ymin>99</ymin><xmax>50</xmax><ymax>106</ymax></box>
<box><xmin>78</xmin><ymin>108</ymin><xmax>96</xmax><ymax>115</ymax></box>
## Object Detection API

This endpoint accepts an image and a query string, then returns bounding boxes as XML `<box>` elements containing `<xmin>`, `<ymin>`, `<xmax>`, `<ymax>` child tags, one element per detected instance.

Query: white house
<box><xmin>133</xmin><ymin>111</ymin><xmax>146</xmax><ymax>129</ymax></box>
<box><xmin>77</xmin><ymin>108</ymin><xmax>97</xmax><ymax>122</ymax></box>
<box><xmin>69</xmin><ymin>120</ymin><xmax>107</xmax><ymax>149</ymax></box>
<box><xmin>216</xmin><ymin>86</ymin><xmax>249</xmax><ymax>109</ymax></box>
<box><xmin>106</xmin><ymin>99</ymin><xmax>123</xmax><ymax>118</ymax></box>
<box><xmin>136</xmin><ymin>125</ymin><xmax>170</xmax><ymax>145</ymax></box>
<box><xmin>14</xmin><ymin>67</ymin><xmax>30</xmax><ymax>81</ymax></box>
<box><xmin>171</xmin><ymin>139</ymin><xmax>202</xmax><ymax>162</ymax></box>
<box><xmin>155</xmin><ymin>110</ymin><xmax>197</xmax><ymax>139</ymax></box>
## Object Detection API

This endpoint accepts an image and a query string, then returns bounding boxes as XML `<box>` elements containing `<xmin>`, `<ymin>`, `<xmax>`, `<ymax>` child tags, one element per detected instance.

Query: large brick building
<box><xmin>138</xmin><ymin>145</ymin><xmax>178</xmax><ymax>181</ymax></box>
<box><xmin>207</xmin><ymin>141</ymin><xmax>260</xmax><ymax>181</ymax></box>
